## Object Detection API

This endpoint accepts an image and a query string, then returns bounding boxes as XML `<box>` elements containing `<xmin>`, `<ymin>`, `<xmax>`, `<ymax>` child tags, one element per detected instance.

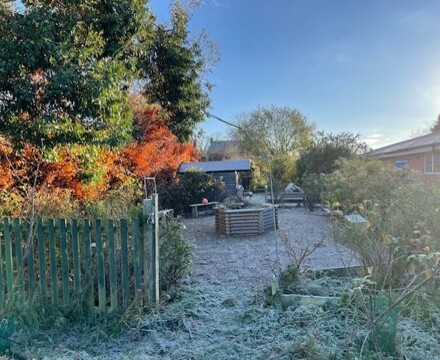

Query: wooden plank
<box><xmin>120</xmin><ymin>219</ymin><xmax>130</xmax><ymax>304</ymax></box>
<box><xmin>219</xmin><ymin>225</ymin><xmax>260</xmax><ymax>230</ymax></box>
<box><xmin>95</xmin><ymin>219</ymin><xmax>106</xmax><ymax>312</ymax></box>
<box><xmin>220</xmin><ymin>217</ymin><xmax>262</xmax><ymax>221</ymax></box>
<box><xmin>0</xmin><ymin>221</ymin><xmax>4</xmax><ymax>308</ymax></box>
<box><xmin>221</xmin><ymin>227</ymin><xmax>261</xmax><ymax>232</ymax></box>
<box><xmin>218</xmin><ymin>219</ymin><xmax>261</xmax><ymax>224</ymax></box>
<box><xmin>3</xmin><ymin>218</ymin><xmax>14</xmax><ymax>299</ymax></box>
<box><xmin>71</xmin><ymin>219</ymin><xmax>81</xmax><ymax>294</ymax></box>
<box><xmin>189</xmin><ymin>202</ymin><xmax>219</xmax><ymax>207</ymax></box>
<box><xmin>143</xmin><ymin>199</ymin><xmax>154</xmax><ymax>306</ymax></box>
<box><xmin>153</xmin><ymin>194</ymin><xmax>160</xmax><ymax>308</ymax></box>
<box><xmin>37</xmin><ymin>219</ymin><xmax>47</xmax><ymax>300</ymax></box>
<box><xmin>222</xmin><ymin>209</ymin><xmax>262</xmax><ymax>214</ymax></box>
<box><xmin>107</xmin><ymin>220</ymin><xmax>118</xmax><ymax>311</ymax></box>
<box><xmin>133</xmin><ymin>218</ymin><xmax>142</xmax><ymax>290</ymax></box>
<box><xmin>59</xmin><ymin>219</ymin><xmax>69</xmax><ymax>306</ymax></box>
<box><xmin>82</xmin><ymin>219</ymin><xmax>94</xmax><ymax>310</ymax></box>
<box><xmin>48</xmin><ymin>219</ymin><xmax>58</xmax><ymax>306</ymax></box>
<box><xmin>24</xmin><ymin>220</ymin><xmax>35</xmax><ymax>298</ymax></box>
<box><xmin>13</xmin><ymin>219</ymin><xmax>24</xmax><ymax>301</ymax></box>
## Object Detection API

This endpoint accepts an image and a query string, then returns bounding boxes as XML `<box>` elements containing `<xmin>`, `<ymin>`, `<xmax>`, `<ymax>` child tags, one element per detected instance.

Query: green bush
<box><xmin>326</xmin><ymin>156</ymin><xmax>440</xmax><ymax>358</ymax></box>
<box><xmin>158</xmin><ymin>171</ymin><xmax>226</xmax><ymax>215</ymax></box>
<box><xmin>159</xmin><ymin>219</ymin><xmax>194</xmax><ymax>290</ymax></box>
<box><xmin>81</xmin><ymin>178</ymin><xmax>143</xmax><ymax>219</ymax></box>
<box><xmin>322</xmin><ymin>157</ymin><xmax>415</xmax><ymax>213</ymax></box>
<box><xmin>300</xmin><ymin>173</ymin><xmax>327</xmax><ymax>210</ymax></box>
<box><xmin>328</xmin><ymin>158</ymin><xmax>440</xmax><ymax>288</ymax></box>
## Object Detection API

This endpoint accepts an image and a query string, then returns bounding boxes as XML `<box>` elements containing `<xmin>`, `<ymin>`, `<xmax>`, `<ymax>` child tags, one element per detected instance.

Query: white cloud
<box><xmin>211</xmin><ymin>0</ymin><xmax>229</xmax><ymax>8</ymax></box>
<box><xmin>335</xmin><ymin>52</ymin><xmax>352</xmax><ymax>63</ymax></box>
<box><xmin>363</xmin><ymin>133</ymin><xmax>389</xmax><ymax>149</ymax></box>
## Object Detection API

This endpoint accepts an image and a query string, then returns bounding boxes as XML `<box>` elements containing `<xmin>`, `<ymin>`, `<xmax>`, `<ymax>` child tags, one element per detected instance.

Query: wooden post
<box><xmin>153</xmin><ymin>194</ymin><xmax>160</xmax><ymax>309</ymax></box>
<box><xmin>143</xmin><ymin>196</ymin><xmax>160</xmax><ymax>309</ymax></box>
<box><xmin>143</xmin><ymin>198</ymin><xmax>154</xmax><ymax>306</ymax></box>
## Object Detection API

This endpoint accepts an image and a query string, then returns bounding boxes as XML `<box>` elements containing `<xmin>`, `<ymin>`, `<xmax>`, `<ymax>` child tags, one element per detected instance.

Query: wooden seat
<box><xmin>189</xmin><ymin>202</ymin><xmax>219</xmax><ymax>218</ymax></box>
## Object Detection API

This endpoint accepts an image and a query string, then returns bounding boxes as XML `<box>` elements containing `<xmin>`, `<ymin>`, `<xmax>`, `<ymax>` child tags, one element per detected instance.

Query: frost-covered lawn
<box><xmin>17</xmin><ymin>208</ymin><xmax>440</xmax><ymax>359</ymax></box>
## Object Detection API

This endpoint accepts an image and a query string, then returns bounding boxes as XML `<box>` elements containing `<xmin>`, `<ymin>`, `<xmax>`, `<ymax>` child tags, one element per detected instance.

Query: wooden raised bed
<box><xmin>215</xmin><ymin>207</ymin><xmax>278</xmax><ymax>235</ymax></box>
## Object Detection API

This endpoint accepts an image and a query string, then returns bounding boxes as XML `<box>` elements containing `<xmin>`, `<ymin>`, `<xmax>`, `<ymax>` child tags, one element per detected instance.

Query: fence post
<box><xmin>153</xmin><ymin>194</ymin><xmax>160</xmax><ymax>309</ymax></box>
<box><xmin>143</xmin><ymin>196</ymin><xmax>159</xmax><ymax>309</ymax></box>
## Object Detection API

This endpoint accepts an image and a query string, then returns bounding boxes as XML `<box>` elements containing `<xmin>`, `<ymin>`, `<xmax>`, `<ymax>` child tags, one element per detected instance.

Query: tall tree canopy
<box><xmin>0</xmin><ymin>0</ymin><xmax>154</xmax><ymax>148</ymax></box>
<box><xmin>232</xmin><ymin>105</ymin><xmax>315</xmax><ymax>187</ymax></box>
<box><xmin>233</xmin><ymin>106</ymin><xmax>315</xmax><ymax>159</ymax></box>
<box><xmin>143</xmin><ymin>2</ymin><xmax>212</xmax><ymax>142</ymax></box>
<box><xmin>0</xmin><ymin>0</ymin><xmax>212</xmax><ymax>148</ymax></box>
<box><xmin>296</xmin><ymin>132</ymin><xmax>368</xmax><ymax>179</ymax></box>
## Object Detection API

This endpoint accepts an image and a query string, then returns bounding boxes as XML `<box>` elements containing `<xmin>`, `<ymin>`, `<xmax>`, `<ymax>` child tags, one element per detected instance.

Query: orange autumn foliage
<box><xmin>0</xmin><ymin>102</ymin><xmax>199</xmax><ymax>206</ymax></box>
<box><xmin>0</xmin><ymin>143</ymin><xmax>129</xmax><ymax>202</ymax></box>
<box><xmin>124</xmin><ymin>104</ymin><xmax>198</xmax><ymax>182</ymax></box>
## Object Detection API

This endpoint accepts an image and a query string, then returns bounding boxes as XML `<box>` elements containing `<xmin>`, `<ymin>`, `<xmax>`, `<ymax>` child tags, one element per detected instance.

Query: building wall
<box><xmin>209</xmin><ymin>171</ymin><xmax>238</xmax><ymax>197</ymax></box>
<box><xmin>378</xmin><ymin>152</ymin><xmax>440</xmax><ymax>184</ymax></box>
<box><xmin>380</xmin><ymin>153</ymin><xmax>425</xmax><ymax>173</ymax></box>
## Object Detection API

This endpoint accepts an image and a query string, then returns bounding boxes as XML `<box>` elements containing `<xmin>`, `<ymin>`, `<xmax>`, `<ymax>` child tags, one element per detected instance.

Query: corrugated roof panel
<box><xmin>178</xmin><ymin>159</ymin><xmax>251</xmax><ymax>173</ymax></box>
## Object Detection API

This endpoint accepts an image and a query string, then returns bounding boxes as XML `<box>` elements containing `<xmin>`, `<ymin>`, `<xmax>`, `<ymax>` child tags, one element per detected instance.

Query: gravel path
<box><xmin>184</xmin><ymin>206</ymin><xmax>358</xmax><ymax>291</ymax></box>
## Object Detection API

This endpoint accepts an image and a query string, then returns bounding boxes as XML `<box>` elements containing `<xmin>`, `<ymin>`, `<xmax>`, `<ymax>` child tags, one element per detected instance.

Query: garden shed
<box><xmin>177</xmin><ymin>159</ymin><xmax>251</xmax><ymax>197</ymax></box>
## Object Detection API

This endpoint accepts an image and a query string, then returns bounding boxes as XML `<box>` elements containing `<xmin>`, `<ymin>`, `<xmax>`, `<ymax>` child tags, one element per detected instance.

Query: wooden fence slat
<box><xmin>120</xmin><ymin>219</ymin><xmax>129</xmax><ymax>304</ymax></box>
<box><xmin>0</xmin><ymin>213</ymin><xmax>158</xmax><ymax>313</ymax></box>
<box><xmin>0</xmin><ymin>221</ymin><xmax>5</xmax><ymax>307</ymax></box>
<box><xmin>13</xmin><ymin>219</ymin><xmax>24</xmax><ymax>300</ymax></box>
<box><xmin>24</xmin><ymin>220</ymin><xmax>35</xmax><ymax>297</ymax></box>
<box><xmin>82</xmin><ymin>220</ymin><xmax>94</xmax><ymax>310</ymax></box>
<box><xmin>107</xmin><ymin>220</ymin><xmax>118</xmax><ymax>311</ymax></box>
<box><xmin>133</xmin><ymin>218</ymin><xmax>142</xmax><ymax>290</ymax></box>
<box><xmin>95</xmin><ymin>219</ymin><xmax>106</xmax><ymax>311</ymax></box>
<box><xmin>48</xmin><ymin>219</ymin><xmax>58</xmax><ymax>306</ymax></box>
<box><xmin>3</xmin><ymin>218</ymin><xmax>14</xmax><ymax>299</ymax></box>
<box><xmin>59</xmin><ymin>219</ymin><xmax>69</xmax><ymax>306</ymax></box>
<box><xmin>71</xmin><ymin>220</ymin><xmax>81</xmax><ymax>294</ymax></box>
<box><xmin>37</xmin><ymin>219</ymin><xmax>47</xmax><ymax>299</ymax></box>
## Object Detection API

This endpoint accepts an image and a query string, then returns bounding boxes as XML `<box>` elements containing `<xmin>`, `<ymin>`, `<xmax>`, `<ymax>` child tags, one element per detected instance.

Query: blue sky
<box><xmin>150</xmin><ymin>0</ymin><xmax>440</xmax><ymax>148</ymax></box>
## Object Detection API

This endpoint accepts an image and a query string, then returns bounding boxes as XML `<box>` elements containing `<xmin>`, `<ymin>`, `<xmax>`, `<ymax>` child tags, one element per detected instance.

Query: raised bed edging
<box><xmin>215</xmin><ymin>207</ymin><xmax>278</xmax><ymax>235</ymax></box>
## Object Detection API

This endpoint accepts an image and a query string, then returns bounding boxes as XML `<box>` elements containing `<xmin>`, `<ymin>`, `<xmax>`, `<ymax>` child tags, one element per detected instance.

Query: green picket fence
<box><xmin>0</xmin><ymin>217</ymin><xmax>150</xmax><ymax>313</ymax></box>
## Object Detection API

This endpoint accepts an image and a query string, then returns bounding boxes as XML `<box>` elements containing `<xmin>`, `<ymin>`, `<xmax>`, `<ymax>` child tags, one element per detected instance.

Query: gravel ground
<box><xmin>185</xmin><ymin>206</ymin><xmax>358</xmax><ymax>292</ymax></box>
<box><xmin>24</xmin><ymin>206</ymin><xmax>360</xmax><ymax>360</ymax></box>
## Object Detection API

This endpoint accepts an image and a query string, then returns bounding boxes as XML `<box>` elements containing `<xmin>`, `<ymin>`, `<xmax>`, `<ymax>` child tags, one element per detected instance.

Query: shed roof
<box><xmin>372</xmin><ymin>131</ymin><xmax>440</xmax><ymax>157</ymax></box>
<box><xmin>178</xmin><ymin>159</ymin><xmax>251</xmax><ymax>173</ymax></box>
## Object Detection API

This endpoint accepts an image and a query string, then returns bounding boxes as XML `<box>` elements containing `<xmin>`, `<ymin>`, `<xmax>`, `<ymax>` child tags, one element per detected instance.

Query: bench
<box><xmin>189</xmin><ymin>202</ymin><xmax>219</xmax><ymax>218</ymax></box>
<box><xmin>281</xmin><ymin>192</ymin><xmax>305</xmax><ymax>206</ymax></box>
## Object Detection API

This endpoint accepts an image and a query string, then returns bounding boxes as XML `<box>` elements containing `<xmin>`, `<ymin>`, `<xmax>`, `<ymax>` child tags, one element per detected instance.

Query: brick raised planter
<box><xmin>215</xmin><ymin>207</ymin><xmax>278</xmax><ymax>235</ymax></box>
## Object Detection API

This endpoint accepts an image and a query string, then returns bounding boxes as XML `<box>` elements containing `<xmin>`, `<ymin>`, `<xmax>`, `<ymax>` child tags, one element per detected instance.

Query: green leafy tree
<box><xmin>232</xmin><ymin>105</ymin><xmax>315</xmax><ymax>188</ymax></box>
<box><xmin>0</xmin><ymin>1</ymin><xmax>154</xmax><ymax>148</ymax></box>
<box><xmin>144</xmin><ymin>2</ymin><xmax>212</xmax><ymax>142</ymax></box>
<box><xmin>297</xmin><ymin>132</ymin><xmax>368</xmax><ymax>179</ymax></box>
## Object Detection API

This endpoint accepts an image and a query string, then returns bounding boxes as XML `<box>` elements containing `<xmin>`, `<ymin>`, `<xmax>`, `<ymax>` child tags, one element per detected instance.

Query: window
<box><xmin>396</xmin><ymin>157</ymin><xmax>408</xmax><ymax>169</ymax></box>
<box><xmin>425</xmin><ymin>151</ymin><xmax>440</xmax><ymax>174</ymax></box>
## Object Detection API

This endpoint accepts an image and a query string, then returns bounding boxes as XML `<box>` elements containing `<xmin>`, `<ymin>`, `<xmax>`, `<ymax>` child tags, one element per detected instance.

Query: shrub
<box><xmin>300</xmin><ymin>173</ymin><xmax>327</xmax><ymax>210</ymax></box>
<box><xmin>322</xmin><ymin>157</ymin><xmax>415</xmax><ymax>213</ymax></box>
<box><xmin>158</xmin><ymin>171</ymin><xmax>226</xmax><ymax>215</ymax></box>
<box><xmin>296</xmin><ymin>132</ymin><xmax>367</xmax><ymax>179</ymax></box>
<box><xmin>81</xmin><ymin>178</ymin><xmax>143</xmax><ymax>219</ymax></box>
<box><xmin>159</xmin><ymin>219</ymin><xmax>194</xmax><ymax>290</ymax></box>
